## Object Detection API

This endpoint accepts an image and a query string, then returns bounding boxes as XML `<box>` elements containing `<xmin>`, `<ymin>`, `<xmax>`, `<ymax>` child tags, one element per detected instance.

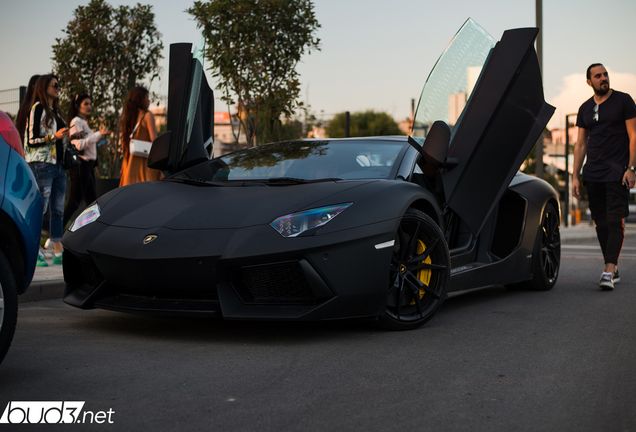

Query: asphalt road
<box><xmin>1</xmin><ymin>233</ymin><xmax>635</xmax><ymax>431</ymax></box>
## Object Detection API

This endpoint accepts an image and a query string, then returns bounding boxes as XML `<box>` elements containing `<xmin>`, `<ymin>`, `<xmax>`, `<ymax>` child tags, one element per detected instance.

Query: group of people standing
<box><xmin>14</xmin><ymin>74</ymin><xmax>162</xmax><ymax>267</ymax></box>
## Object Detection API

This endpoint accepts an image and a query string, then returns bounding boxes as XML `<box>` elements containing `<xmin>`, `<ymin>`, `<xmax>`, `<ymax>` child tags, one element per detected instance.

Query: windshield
<box><xmin>410</xmin><ymin>18</ymin><xmax>495</xmax><ymax>146</ymax></box>
<box><xmin>181</xmin><ymin>140</ymin><xmax>406</xmax><ymax>182</ymax></box>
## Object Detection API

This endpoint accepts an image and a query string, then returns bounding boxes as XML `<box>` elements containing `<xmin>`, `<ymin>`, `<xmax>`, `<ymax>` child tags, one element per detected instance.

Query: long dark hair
<box><xmin>68</xmin><ymin>93</ymin><xmax>91</xmax><ymax>125</ymax></box>
<box><xmin>15</xmin><ymin>74</ymin><xmax>40</xmax><ymax>141</ymax></box>
<box><xmin>121</xmin><ymin>86</ymin><xmax>149</xmax><ymax>150</ymax></box>
<box><xmin>32</xmin><ymin>74</ymin><xmax>65</xmax><ymax>129</ymax></box>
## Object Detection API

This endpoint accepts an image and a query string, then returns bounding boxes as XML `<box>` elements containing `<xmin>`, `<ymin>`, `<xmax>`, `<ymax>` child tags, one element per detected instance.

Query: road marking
<box><xmin>562</xmin><ymin>245</ymin><xmax>636</xmax><ymax>250</ymax></box>
<box><xmin>562</xmin><ymin>252</ymin><xmax>636</xmax><ymax>259</ymax></box>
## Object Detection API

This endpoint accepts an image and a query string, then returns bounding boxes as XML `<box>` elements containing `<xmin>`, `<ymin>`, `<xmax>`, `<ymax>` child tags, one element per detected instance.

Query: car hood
<box><xmin>97</xmin><ymin>179</ymin><xmax>374</xmax><ymax>230</ymax></box>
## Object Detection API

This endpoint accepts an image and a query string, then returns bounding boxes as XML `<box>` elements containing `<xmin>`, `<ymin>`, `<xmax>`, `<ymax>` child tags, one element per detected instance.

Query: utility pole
<box><xmin>534</xmin><ymin>0</ymin><xmax>544</xmax><ymax>179</ymax></box>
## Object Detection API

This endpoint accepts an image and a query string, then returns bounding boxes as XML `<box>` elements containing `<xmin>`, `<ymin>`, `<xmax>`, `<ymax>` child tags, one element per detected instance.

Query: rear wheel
<box><xmin>528</xmin><ymin>202</ymin><xmax>561</xmax><ymax>290</ymax></box>
<box><xmin>378</xmin><ymin>209</ymin><xmax>450</xmax><ymax>330</ymax></box>
<box><xmin>509</xmin><ymin>202</ymin><xmax>561</xmax><ymax>291</ymax></box>
<box><xmin>0</xmin><ymin>250</ymin><xmax>18</xmax><ymax>364</ymax></box>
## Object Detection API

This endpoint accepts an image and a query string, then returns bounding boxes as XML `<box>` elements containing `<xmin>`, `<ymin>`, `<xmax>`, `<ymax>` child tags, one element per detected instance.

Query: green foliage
<box><xmin>278</xmin><ymin>120</ymin><xmax>304</xmax><ymax>142</ymax></box>
<box><xmin>522</xmin><ymin>143</ymin><xmax>538</xmax><ymax>174</ymax></box>
<box><xmin>52</xmin><ymin>0</ymin><xmax>163</xmax><ymax>177</ymax></box>
<box><xmin>188</xmin><ymin>0</ymin><xmax>321</xmax><ymax>146</ymax></box>
<box><xmin>522</xmin><ymin>142</ymin><xmax>560</xmax><ymax>191</ymax></box>
<box><xmin>250</xmin><ymin>113</ymin><xmax>305</xmax><ymax>143</ymax></box>
<box><xmin>325</xmin><ymin>110</ymin><xmax>404</xmax><ymax>138</ymax></box>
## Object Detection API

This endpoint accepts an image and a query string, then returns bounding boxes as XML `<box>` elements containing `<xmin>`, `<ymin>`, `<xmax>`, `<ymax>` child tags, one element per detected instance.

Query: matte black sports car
<box><xmin>62</xmin><ymin>20</ymin><xmax>561</xmax><ymax>330</ymax></box>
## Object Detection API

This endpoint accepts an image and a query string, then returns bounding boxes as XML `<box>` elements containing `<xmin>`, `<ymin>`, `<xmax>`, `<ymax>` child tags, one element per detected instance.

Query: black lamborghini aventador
<box><xmin>62</xmin><ymin>19</ymin><xmax>561</xmax><ymax>330</ymax></box>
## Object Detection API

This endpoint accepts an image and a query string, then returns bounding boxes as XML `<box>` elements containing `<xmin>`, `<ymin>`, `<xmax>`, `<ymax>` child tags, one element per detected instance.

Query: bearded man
<box><xmin>572</xmin><ymin>63</ymin><xmax>636</xmax><ymax>289</ymax></box>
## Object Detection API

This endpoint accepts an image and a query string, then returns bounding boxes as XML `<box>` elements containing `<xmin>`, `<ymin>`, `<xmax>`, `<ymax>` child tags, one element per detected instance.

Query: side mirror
<box><xmin>421</xmin><ymin>120</ymin><xmax>450</xmax><ymax>166</ymax></box>
<box><xmin>148</xmin><ymin>131</ymin><xmax>171</xmax><ymax>171</ymax></box>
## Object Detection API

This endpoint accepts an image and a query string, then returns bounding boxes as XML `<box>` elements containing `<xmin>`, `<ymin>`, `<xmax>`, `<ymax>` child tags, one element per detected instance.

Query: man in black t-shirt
<box><xmin>572</xmin><ymin>63</ymin><xmax>636</xmax><ymax>290</ymax></box>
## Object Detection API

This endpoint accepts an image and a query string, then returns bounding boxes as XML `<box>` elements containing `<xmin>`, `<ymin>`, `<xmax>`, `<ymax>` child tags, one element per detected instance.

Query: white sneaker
<box><xmin>599</xmin><ymin>272</ymin><xmax>614</xmax><ymax>290</ymax></box>
<box><xmin>39</xmin><ymin>246</ymin><xmax>52</xmax><ymax>259</ymax></box>
<box><xmin>44</xmin><ymin>238</ymin><xmax>51</xmax><ymax>249</ymax></box>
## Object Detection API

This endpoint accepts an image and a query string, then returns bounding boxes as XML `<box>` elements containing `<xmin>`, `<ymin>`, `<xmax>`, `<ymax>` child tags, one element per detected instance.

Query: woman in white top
<box><xmin>63</xmin><ymin>93</ymin><xmax>109</xmax><ymax>227</ymax></box>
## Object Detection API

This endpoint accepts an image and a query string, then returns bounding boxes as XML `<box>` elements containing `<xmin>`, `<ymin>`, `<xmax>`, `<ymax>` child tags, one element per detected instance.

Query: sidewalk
<box><xmin>20</xmin><ymin>258</ymin><xmax>65</xmax><ymax>304</ymax></box>
<box><xmin>21</xmin><ymin>223</ymin><xmax>634</xmax><ymax>304</ymax></box>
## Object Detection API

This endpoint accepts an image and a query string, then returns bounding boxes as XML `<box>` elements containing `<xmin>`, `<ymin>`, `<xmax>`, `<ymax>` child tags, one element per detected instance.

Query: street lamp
<box><xmin>535</xmin><ymin>0</ymin><xmax>544</xmax><ymax>179</ymax></box>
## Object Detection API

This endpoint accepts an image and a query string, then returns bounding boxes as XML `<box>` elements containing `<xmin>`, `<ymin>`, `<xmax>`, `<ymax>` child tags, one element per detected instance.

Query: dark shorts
<box><xmin>585</xmin><ymin>181</ymin><xmax>630</xmax><ymax>221</ymax></box>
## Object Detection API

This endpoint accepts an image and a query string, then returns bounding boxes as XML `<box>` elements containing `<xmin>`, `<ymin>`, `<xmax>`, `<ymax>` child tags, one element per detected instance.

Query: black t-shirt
<box><xmin>576</xmin><ymin>90</ymin><xmax>636</xmax><ymax>182</ymax></box>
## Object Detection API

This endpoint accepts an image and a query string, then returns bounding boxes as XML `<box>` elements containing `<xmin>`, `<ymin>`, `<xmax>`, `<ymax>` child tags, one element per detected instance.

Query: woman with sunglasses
<box><xmin>25</xmin><ymin>74</ymin><xmax>69</xmax><ymax>266</ymax></box>
<box><xmin>63</xmin><ymin>93</ymin><xmax>110</xmax><ymax>228</ymax></box>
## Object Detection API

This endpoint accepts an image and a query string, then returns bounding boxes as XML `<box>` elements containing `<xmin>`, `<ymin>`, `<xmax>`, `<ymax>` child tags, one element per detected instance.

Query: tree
<box><xmin>522</xmin><ymin>141</ymin><xmax>560</xmax><ymax>191</ymax></box>
<box><xmin>52</xmin><ymin>0</ymin><xmax>163</xmax><ymax>178</ymax></box>
<box><xmin>325</xmin><ymin>110</ymin><xmax>404</xmax><ymax>138</ymax></box>
<box><xmin>187</xmin><ymin>0</ymin><xmax>321</xmax><ymax>146</ymax></box>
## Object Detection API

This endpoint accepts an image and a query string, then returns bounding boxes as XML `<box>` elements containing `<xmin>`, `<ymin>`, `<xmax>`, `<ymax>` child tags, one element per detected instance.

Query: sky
<box><xmin>1</xmin><ymin>0</ymin><xmax>635</xmax><ymax>130</ymax></box>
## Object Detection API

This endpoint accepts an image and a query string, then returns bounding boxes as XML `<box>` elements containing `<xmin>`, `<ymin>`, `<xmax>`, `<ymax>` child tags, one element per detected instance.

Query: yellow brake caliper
<box><xmin>410</xmin><ymin>239</ymin><xmax>431</xmax><ymax>305</ymax></box>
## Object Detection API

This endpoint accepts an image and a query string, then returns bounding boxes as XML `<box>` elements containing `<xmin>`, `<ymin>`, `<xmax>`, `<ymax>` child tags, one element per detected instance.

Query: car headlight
<box><xmin>270</xmin><ymin>203</ymin><xmax>352</xmax><ymax>238</ymax></box>
<box><xmin>69</xmin><ymin>203</ymin><xmax>101</xmax><ymax>232</ymax></box>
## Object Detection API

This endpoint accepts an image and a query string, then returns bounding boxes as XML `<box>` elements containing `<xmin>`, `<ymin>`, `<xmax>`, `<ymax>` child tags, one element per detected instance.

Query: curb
<box><xmin>19</xmin><ymin>279</ymin><xmax>65</xmax><ymax>304</ymax></box>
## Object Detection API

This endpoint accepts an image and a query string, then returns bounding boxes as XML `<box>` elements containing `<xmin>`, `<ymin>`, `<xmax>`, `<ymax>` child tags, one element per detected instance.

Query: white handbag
<box><xmin>129</xmin><ymin>112</ymin><xmax>151</xmax><ymax>158</ymax></box>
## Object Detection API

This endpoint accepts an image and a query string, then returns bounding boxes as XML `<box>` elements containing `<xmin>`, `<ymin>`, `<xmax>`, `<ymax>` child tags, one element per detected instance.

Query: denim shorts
<box><xmin>29</xmin><ymin>161</ymin><xmax>66</xmax><ymax>242</ymax></box>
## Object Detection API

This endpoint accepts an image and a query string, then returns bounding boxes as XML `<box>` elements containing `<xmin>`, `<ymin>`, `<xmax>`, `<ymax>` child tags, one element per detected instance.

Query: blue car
<box><xmin>0</xmin><ymin>109</ymin><xmax>43</xmax><ymax>363</ymax></box>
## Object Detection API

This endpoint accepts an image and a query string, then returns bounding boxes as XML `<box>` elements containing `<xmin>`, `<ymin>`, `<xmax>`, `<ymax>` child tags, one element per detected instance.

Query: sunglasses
<box><xmin>49</xmin><ymin>82</ymin><xmax>61</xmax><ymax>90</ymax></box>
<box><xmin>593</xmin><ymin>104</ymin><xmax>599</xmax><ymax>122</ymax></box>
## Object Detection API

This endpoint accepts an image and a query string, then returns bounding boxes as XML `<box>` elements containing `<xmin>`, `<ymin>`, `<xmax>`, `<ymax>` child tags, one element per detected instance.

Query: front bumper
<box><xmin>62</xmin><ymin>219</ymin><xmax>397</xmax><ymax>321</ymax></box>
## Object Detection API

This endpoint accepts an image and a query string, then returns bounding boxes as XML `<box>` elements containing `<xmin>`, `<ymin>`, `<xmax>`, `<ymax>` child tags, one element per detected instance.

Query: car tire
<box><xmin>0</xmin><ymin>249</ymin><xmax>18</xmax><ymax>364</ymax></box>
<box><xmin>378</xmin><ymin>208</ymin><xmax>450</xmax><ymax>330</ymax></box>
<box><xmin>509</xmin><ymin>202</ymin><xmax>561</xmax><ymax>291</ymax></box>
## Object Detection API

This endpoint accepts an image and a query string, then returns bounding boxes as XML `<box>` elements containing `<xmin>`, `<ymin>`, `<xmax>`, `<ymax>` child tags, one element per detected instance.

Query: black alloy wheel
<box><xmin>530</xmin><ymin>202</ymin><xmax>561</xmax><ymax>290</ymax></box>
<box><xmin>378</xmin><ymin>208</ymin><xmax>450</xmax><ymax>330</ymax></box>
<box><xmin>509</xmin><ymin>202</ymin><xmax>561</xmax><ymax>291</ymax></box>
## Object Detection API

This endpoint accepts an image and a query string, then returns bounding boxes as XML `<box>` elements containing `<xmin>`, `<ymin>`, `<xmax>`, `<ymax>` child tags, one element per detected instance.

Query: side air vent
<box><xmin>490</xmin><ymin>192</ymin><xmax>527</xmax><ymax>259</ymax></box>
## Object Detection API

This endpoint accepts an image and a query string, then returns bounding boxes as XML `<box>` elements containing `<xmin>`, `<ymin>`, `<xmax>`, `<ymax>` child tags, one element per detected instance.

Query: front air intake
<box><xmin>235</xmin><ymin>261</ymin><xmax>317</xmax><ymax>304</ymax></box>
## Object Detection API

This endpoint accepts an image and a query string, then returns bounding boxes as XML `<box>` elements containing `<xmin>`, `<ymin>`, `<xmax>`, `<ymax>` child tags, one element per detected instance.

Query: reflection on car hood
<box><xmin>97</xmin><ymin>179</ymin><xmax>373</xmax><ymax>229</ymax></box>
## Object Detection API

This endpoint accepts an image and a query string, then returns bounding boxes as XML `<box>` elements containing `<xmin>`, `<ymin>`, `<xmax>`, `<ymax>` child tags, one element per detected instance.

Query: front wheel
<box><xmin>0</xmin><ymin>249</ymin><xmax>18</xmax><ymax>364</ymax></box>
<box><xmin>378</xmin><ymin>209</ymin><xmax>450</xmax><ymax>330</ymax></box>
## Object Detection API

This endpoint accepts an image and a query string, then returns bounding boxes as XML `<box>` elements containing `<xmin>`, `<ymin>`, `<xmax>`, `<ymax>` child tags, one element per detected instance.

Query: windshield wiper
<box><xmin>267</xmin><ymin>177</ymin><xmax>342</xmax><ymax>184</ymax></box>
<box><xmin>165</xmin><ymin>178</ymin><xmax>226</xmax><ymax>187</ymax></box>
<box><xmin>268</xmin><ymin>177</ymin><xmax>307</xmax><ymax>184</ymax></box>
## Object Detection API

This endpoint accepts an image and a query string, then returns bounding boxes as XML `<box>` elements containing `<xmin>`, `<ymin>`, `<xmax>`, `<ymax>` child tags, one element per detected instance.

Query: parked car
<box><xmin>62</xmin><ymin>19</ymin><xmax>560</xmax><ymax>330</ymax></box>
<box><xmin>0</xmin><ymin>110</ymin><xmax>43</xmax><ymax>362</ymax></box>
